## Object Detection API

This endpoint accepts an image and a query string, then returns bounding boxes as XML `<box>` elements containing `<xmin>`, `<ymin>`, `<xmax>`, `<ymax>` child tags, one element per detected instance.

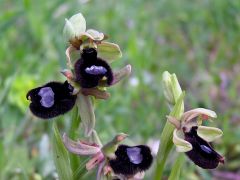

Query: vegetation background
<box><xmin>0</xmin><ymin>0</ymin><xmax>240</xmax><ymax>179</ymax></box>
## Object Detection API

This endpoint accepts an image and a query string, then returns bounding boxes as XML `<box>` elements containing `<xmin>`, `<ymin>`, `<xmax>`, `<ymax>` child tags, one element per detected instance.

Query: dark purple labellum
<box><xmin>74</xmin><ymin>48</ymin><xmax>113</xmax><ymax>88</ymax></box>
<box><xmin>109</xmin><ymin>145</ymin><xmax>153</xmax><ymax>177</ymax></box>
<box><xmin>26</xmin><ymin>81</ymin><xmax>77</xmax><ymax>119</ymax></box>
<box><xmin>184</xmin><ymin>126</ymin><xmax>224</xmax><ymax>169</ymax></box>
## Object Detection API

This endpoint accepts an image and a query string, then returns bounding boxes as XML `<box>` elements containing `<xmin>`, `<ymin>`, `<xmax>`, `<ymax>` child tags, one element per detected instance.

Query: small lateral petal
<box><xmin>197</xmin><ymin>126</ymin><xmax>223</xmax><ymax>142</ymax></box>
<box><xmin>111</xmin><ymin>64</ymin><xmax>132</xmax><ymax>85</ymax></box>
<box><xmin>98</xmin><ymin>64</ymin><xmax>131</xmax><ymax>87</ymax></box>
<box><xmin>86</xmin><ymin>152</ymin><xmax>105</xmax><ymax>170</ymax></box>
<box><xmin>65</xmin><ymin>46</ymin><xmax>80</xmax><ymax>69</ymax></box>
<box><xmin>86</xmin><ymin>29</ymin><xmax>105</xmax><ymax>41</ymax></box>
<box><xmin>173</xmin><ymin>129</ymin><xmax>192</xmax><ymax>152</ymax></box>
<box><xmin>62</xmin><ymin>133</ymin><xmax>100</xmax><ymax>155</ymax></box>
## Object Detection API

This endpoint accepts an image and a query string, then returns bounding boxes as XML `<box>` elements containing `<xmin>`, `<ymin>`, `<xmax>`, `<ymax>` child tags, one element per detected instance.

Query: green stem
<box><xmin>154</xmin><ymin>93</ymin><xmax>185</xmax><ymax>180</ymax></box>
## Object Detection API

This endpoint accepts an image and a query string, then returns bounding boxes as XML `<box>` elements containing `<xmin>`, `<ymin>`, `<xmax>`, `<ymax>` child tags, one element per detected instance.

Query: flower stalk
<box><xmin>154</xmin><ymin>71</ymin><xmax>185</xmax><ymax>180</ymax></box>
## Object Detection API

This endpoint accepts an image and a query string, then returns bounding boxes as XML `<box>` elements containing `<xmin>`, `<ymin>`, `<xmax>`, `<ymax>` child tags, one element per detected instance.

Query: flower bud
<box><xmin>162</xmin><ymin>71</ymin><xmax>182</xmax><ymax>107</ymax></box>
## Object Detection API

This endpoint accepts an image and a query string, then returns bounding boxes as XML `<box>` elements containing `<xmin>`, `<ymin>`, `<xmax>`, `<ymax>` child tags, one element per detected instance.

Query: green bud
<box><xmin>162</xmin><ymin>71</ymin><xmax>183</xmax><ymax>108</ymax></box>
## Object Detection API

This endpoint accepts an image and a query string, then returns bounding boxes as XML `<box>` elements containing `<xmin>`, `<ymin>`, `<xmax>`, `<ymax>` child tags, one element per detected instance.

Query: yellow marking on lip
<box><xmin>101</xmin><ymin>76</ymin><xmax>107</xmax><ymax>80</ymax></box>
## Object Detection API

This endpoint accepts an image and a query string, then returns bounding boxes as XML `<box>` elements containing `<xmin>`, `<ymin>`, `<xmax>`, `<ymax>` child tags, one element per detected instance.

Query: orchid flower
<box><xmin>62</xmin><ymin>13</ymin><xmax>131</xmax><ymax>100</ymax></box>
<box><xmin>168</xmin><ymin>108</ymin><xmax>224</xmax><ymax>169</ymax></box>
<box><xmin>63</xmin><ymin>133</ymin><xmax>153</xmax><ymax>180</ymax></box>
<box><xmin>26</xmin><ymin>81</ymin><xmax>77</xmax><ymax>119</ymax></box>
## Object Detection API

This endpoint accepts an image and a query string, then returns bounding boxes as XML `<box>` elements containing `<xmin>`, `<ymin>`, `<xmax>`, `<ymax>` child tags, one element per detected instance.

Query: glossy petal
<box><xmin>62</xmin><ymin>133</ymin><xmax>100</xmax><ymax>155</ymax></box>
<box><xmin>127</xmin><ymin>147</ymin><xmax>143</xmax><ymax>164</ymax></box>
<box><xmin>173</xmin><ymin>129</ymin><xmax>192</xmax><ymax>152</ymax></box>
<box><xmin>97</xmin><ymin>42</ymin><xmax>122</xmax><ymax>63</ymax></box>
<box><xmin>197</xmin><ymin>126</ymin><xmax>223</xmax><ymax>142</ymax></box>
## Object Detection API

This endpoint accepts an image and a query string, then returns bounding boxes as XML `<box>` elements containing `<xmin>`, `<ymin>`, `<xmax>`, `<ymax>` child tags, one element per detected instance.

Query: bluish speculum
<box><xmin>127</xmin><ymin>147</ymin><xmax>143</xmax><ymax>164</ymax></box>
<box><xmin>38</xmin><ymin>87</ymin><xmax>54</xmax><ymax>108</ymax></box>
<box><xmin>200</xmin><ymin>145</ymin><xmax>212</xmax><ymax>154</ymax></box>
<box><xmin>184</xmin><ymin>126</ymin><xmax>224</xmax><ymax>169</ymax></box>
<box><xmin>85</xmin><ymin>65</ymin><xmax>107</xmax><ymax>75</ymax></box>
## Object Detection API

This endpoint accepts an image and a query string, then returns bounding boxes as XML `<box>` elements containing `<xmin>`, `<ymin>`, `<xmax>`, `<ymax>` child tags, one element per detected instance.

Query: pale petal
<box><xmin>97</xmin><ymin>42</ymin><xmax>122</xmax><ymax>63</ymax></box>
<box><xmin>131</xmin><ymin>172</ymin><xmax>145</xmax><ymax>179</ymax></box>
<box><xmin>173</xmin><ymin>129</ymin><xmax>192</xmax><ymax>152</ymax></box>
<box><xmin>86</xmin><ymin>152</ymin><xmax>104</xmax><ymax>170</ymax></box>
<box><xmin>86</xmin><ymin>29</ymin><xmax>105</xmax><ymax>41</ymax></box>
<box><xmin>63</xmin><ymin>13</ymin><xmax>86</xmax><ymax>42</ymax></box>
<box><xmin>63</xmin><ymin>19</ymin><xmax>75</xmax><ymax>41</ymax></box>
<box><xmin>96</xmin><ymin>161</ymin><xmax>105</xmax><ymax>180</ymax></box>
<box><xmin>197</xmin><ymin>126</ymin><xmax>223</xmax><ymax>142</ymax></box>
<box><xmin>182</xmin><ymin>108</ymin><xmax>217</xmax><ymax>123</ymax></box>
<box><xmin>65</xmin><ymin>46</ymin><xmax>80</xmax><ymax>69</ymax></box>
<box><xmin>111</xmin><ymin>64</ymin><xmax>131</xmax><ymax>85</ymax></box>
<box><xmin>62</xmin><ymin>133</ymin><xmax>100</xmax><ymax>155</ymax></box>
<box><xmin>98</xmin><ymin>64</ymin><xmax>131</xmax><ymax>87</ymax></box>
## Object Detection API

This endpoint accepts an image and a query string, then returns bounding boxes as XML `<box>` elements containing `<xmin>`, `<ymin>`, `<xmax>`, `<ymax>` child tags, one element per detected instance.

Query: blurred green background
<box><xmin>1</xmin><ymin>0</ymin><xmax>240</xmax><ymax>179</ymax></box>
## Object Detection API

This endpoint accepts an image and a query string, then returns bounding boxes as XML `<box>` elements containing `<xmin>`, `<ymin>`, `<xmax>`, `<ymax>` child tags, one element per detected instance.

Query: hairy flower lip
<box><xmin>26</xmin><ymin>81</ymin><xmax>77</xmax><ymax>119</ymax></box>
<box><xmin>109</xmin><ymin>144</ymin><xmax>153</xmax><ymax>177</ymax></box>
<box><xmin>184</xmin><ymin>126</ymin><xmax>225</xmax><ymax>169</ymax></box>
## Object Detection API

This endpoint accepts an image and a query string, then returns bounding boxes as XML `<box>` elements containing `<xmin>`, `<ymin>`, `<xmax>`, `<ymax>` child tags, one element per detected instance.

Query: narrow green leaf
<box><xmin>169</xmin><ymin>154</ymin><xmax>185</xmax><ymax>180</ymax></box>
<box><xmin>52</xmin><ymin>122</ymin><xmax>73</xmax><ymax>180</ymax></box>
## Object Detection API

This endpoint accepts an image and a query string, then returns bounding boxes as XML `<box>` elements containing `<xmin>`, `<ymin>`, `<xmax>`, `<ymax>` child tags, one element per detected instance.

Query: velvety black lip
<box><xmin>74</xmin><ymin>47</ymin><xmax>113</xmax><ymax>88</ymax></box>
<box><xmin>184</xmin><ymin>126</ymin><xmax>224</xmax><ymax>169</ymax></box>
<box><xmin>109</xmin><ymin>145</ymin><xmax>153</xmax><ymax>176</ymax></box>
<box><xmin>26</xmin><ymin>81</ymin><xmax>77</xmax><ymax>119</ymax></box>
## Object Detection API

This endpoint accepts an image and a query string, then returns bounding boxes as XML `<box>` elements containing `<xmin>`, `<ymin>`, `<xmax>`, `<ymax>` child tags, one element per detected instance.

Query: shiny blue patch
<box><xmin>126</xmin><ymin>147</ymin><xmax>143</xmax><ymax>164</ymax></box>
<box><xmin>38</xmin><ymin>87</ymin><xmax>54</xmax><ymax>108</ymax></box>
